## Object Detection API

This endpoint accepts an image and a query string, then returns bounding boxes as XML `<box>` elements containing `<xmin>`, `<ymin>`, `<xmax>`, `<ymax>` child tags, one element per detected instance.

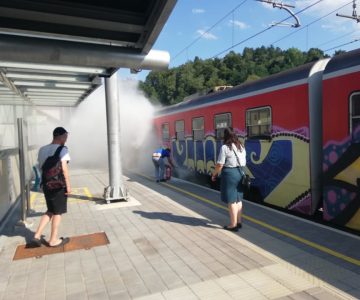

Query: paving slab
<box><xmin>0</xmin><ymin>169</ymin><xmax>358</xmax><ymax>299</ymax></box>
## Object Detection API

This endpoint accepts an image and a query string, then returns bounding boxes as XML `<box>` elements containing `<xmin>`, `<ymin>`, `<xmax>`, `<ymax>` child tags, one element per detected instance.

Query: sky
<box><xmin>119</xmin><ymin>0</ymin><xmax>360</xmax><ymax>81</ymax></box>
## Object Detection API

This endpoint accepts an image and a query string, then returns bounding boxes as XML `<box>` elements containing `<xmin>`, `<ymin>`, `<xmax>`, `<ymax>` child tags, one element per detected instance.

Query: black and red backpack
<box><xmin>41</xmin><ymin>146</ymin><xmax>66</xmax><ymax>190</ymax></box>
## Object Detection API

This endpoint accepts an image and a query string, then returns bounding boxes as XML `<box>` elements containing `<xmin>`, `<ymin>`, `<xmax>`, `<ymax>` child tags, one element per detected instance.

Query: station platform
<box><xmin>0</xmin><ymin>168</ymin><xmax>360</xmax><ymax>300</ymax></box>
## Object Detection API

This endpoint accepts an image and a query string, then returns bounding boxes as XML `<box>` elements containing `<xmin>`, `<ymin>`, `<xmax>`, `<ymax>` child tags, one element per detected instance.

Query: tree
<box><xmin>284</xmin><ymin>48</ymin><xmax>305</xmax><ymax>67</ymax></box>
<box><xmin>245</xmin><ymin>74</ymin><xmax>261</xmax><ymax>82</ymax></box>
<box><xmin>305</xmin><ymin>48</ymin><xmax>327</xmax><ymax>63</ymax></box>
<box><xmin>175</xmin><ymin>63</ymin><xmax>204</xmax><ymax>103</ymax></box>
<box><xmin>334</xmin><ymin>50</ymin><xmax>346</xmax><ymax>56</ymax></box>
<box><xmin>139</xmin><ymin>45</ymin><xmax>331</xmax><ymax>106</ymax></box>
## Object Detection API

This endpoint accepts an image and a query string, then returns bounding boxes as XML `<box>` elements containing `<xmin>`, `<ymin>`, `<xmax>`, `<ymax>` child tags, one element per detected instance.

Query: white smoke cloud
<box><xmin>66</xmin><ymin>87</ymin><xmax>108</xmax><ymax>169</ymax></box>
<box><xmin>118</xmin><ymin>79</ymin><xmax>158</xmax><ymax>173</ymax></box>
<box><xmin>65</xmin><ymin>76</ymin><xmax>157</xmax><ymax>176</ymax></box>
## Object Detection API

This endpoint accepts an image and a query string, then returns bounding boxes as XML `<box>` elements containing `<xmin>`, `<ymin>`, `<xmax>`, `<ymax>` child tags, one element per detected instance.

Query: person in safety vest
<box><xmin>152</xmin><ymin>147</ymin><xmax>175</xmax><ymax>182</ymax></box>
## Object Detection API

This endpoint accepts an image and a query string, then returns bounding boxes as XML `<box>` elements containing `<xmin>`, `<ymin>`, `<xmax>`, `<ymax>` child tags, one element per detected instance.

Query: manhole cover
<box><xmin>13</xmin><ymin>232</ymin><xmax>109</xmax><ymax>260</ymax></box>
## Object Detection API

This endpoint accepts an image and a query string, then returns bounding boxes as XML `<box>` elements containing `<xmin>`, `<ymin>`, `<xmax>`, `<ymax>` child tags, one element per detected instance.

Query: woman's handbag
<box><xmin>241</xmin><ymin>172</ymin><xmax>251</xmax><ymax>189</ymax></box>
<box><xmin>233</xmin><ymin>149</ymin><xmax>251</xmax><ymax>190</ymax></box>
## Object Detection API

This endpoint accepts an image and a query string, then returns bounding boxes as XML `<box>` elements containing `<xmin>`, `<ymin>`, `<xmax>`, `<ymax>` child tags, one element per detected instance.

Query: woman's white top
<box><xmin>217</xmin><ymin>143</ymin><xmax>246</xmax><ymax>167</ymax></box>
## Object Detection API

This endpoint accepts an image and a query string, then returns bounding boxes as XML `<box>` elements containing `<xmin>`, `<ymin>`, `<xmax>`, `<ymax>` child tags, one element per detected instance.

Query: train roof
<box><xmin>156</xmin><ymin>60</ymin><xmax>317</xmax><ymax>116</ymax></box>
<box><xmin>323</xmin><ymin>47</ymin><xmax>360</xmax><ymax>76</ymax></box>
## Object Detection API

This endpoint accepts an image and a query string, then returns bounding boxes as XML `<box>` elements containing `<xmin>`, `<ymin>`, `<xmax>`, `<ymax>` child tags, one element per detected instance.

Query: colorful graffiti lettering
<box><xmin>323</xmin><ymin>129</ymin><xmax>360</xmax><ymax>230</ymax></box>
<box><xmin>171</xmin><ymin>131</ymin><xmax>311</xmax><ymax>212</ymax></box>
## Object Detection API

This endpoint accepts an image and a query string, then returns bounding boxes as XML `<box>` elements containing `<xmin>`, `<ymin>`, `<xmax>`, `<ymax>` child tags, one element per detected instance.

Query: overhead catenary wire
<box><xmin>270</xmin><ymin>0</ymin><xmax>360</xmax><ymax>55</ymax></box>
<box><xmin>257</xmin><ymin>0</ymin><xmax>301</xmax><ymax>28</ymax></box>
<box><xmin>315</xmin><ymin>29</ymin><xmax>357</xmax><ymax>48</ymax></box>
<box><xmin>270</xmin><ymin>0</ymin><xmax>353</xmax><ymax>46</ymax></box>
<box><xmin>211</xmin><ymin>0</ymin><xmax>324</xmax><ymax>59</ymax></box>
<box><xmin>324</xmin><ymin>38</ymin><xmax>360</xmax><ymax>52</ymax></box>
<box><xmin>320</xmin><ymin>0</ymin><xmax>360</xmax><ymax>53</ymax></box>
<box><xmin>171</xmin><ymin>0</ymin><xmax>248</xmax><ymax>63</ymax></box>
<box><xmin>172</xmin><ymin>0</ymin><xmax>355</xmax><ymax>67</ymax></box>
<box><xmin>336</xmin><ymin>0</ymin><xmax>360</xmax><ymax>22</ymax></box>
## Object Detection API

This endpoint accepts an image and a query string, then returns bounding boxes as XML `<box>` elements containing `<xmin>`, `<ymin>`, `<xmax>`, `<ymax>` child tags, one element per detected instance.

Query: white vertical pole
<box><xmin>103</xmin><ymin>72</ymin><xmax>128</xmax><ymax>202</ymax></box>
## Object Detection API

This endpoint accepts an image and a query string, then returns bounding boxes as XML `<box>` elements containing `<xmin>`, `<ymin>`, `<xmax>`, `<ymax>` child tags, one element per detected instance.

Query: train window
<box><xmin>214</xmin><ymin>113</ymin><xmax>232</xmax><ymax>139</ymax></box>
<box><xmin>246</xmin><ymin>107</ymin><xmax>272</xmax><ymax>138</ymax></box>
<box><xmin>175</xmin><ymin>120</ymin><xmax>185</xmax><ymax>141</ymax></box>
<box><xmin>350</xmin><ymin>93</ymin><xmax>360</xmax><ymax>136</ymax></box>
<box><xmin>192</xmin><ymin>117</ymin><xmax>204</xmax><ymax>141</ymax></box>
<box><xmin>161</xmin><ymin>123</ymin><xmax>169</xmax><ymax>141</ymax></box>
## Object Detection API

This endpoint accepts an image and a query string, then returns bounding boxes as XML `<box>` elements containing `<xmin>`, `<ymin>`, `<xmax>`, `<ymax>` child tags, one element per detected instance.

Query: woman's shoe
<box><xmin>237</xmin><ymin>223</ymin><xmax>242</xmax><ymax>229</ymax></box>
<box><xmin>223</xmin><ymin>225</ymin><xmax>238</xmax><ymax>232</ymax></box>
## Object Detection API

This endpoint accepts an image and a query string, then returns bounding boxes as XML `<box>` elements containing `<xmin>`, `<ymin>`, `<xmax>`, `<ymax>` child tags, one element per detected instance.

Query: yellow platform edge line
<box><xmin>30</xmin><ymin>192</ymin><xmax>37</xmax><ymax>207</ymax></box>
<box><xmin>139</xmin><ymin>173</ymin><xmax>360</xmax><ymax>267</ymax></box>
<box><xmin>30</xmin><ymin>187</ymin><xmax>94</xmax><ymax>205</ymax></box>
<box><xmin>83</xmin><ymin>187</ymin><xmax>92</xmax><ymax>198</ymax></box>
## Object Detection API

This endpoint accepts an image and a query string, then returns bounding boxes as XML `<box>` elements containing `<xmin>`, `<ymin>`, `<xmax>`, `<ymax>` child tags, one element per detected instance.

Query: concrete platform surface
<box><xmin>0</xmin><ymin>169</ymin><xmax>358</xmax><ymax>300</ymax></box>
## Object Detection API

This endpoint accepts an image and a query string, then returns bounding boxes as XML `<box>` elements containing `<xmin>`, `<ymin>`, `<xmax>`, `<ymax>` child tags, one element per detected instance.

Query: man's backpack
<box><xmin>41</xmin><ymin>146</ymin><xmax>66</xmax><ymax>190</ymax></box>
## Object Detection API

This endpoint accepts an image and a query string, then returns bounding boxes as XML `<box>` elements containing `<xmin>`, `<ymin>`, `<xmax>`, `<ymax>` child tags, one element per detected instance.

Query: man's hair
<box><xmin>53</xmin><ymin>127</ymin><xmax>68</xmax><ymax>137</ymax></box>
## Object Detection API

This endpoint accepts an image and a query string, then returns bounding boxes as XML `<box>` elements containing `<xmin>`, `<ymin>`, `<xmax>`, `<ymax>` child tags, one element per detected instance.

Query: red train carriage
<box><xmin>153</xmin><ymin>49</ymin><xmax>360</xmax><ymax>233</ymax></box>
<box><xmin>322</xmin><ymin>49</ymin><xmax>360</xmax><ymax>231</ymax></box>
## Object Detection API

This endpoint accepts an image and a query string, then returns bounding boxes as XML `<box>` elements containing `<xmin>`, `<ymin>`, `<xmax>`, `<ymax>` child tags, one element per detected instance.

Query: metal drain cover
<box><xmin>13</xmin><ymin>232</ymin><xmax>109</xmax><ymax>260</ymax></box>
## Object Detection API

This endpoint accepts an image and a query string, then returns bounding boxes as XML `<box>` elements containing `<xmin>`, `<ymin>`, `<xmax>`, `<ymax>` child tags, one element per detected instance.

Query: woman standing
<box><xmin>211</xmin><ymin>127</ymin><xmax>246</xmax><ymax>232</ymax></box>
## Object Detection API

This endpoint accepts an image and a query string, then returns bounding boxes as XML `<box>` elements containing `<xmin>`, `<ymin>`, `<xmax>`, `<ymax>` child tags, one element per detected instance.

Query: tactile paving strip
<box><xmin>13</xmin><ymin>232</ymin><xmax>109</xmax><ymax>260</ymax></box>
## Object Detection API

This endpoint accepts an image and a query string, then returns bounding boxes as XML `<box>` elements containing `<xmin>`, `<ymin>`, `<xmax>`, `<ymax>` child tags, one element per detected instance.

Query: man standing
<box><xmin>31</xmin><ymin>127</ymin><xmax>71</xmax><ymax>247</ymax></box>
<box><xmin>152</xmin><ymin>147</ymin><xmax>175</xmax><ymax>182</ymax></box>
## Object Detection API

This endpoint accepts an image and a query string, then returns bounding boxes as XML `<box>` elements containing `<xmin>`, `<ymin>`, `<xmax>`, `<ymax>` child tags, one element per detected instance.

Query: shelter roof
<box><xmin>0</xmin><ymin>0</ymin><xmax>176</xmax><ymax>106</ymax></box>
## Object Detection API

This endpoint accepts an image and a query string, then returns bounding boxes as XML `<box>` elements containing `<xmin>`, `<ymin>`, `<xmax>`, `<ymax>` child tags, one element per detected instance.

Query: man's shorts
<box><xmin>44</xmin><ymin>188</ymin><xmax>67</xmax><ymax>214</ymax></box>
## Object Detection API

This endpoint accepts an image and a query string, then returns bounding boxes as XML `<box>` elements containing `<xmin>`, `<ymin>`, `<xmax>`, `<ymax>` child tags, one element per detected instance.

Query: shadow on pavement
<box><xmin>133</xmin><ymin>210</ymin><xmax>219</xmax><ymax>229</ymax></box>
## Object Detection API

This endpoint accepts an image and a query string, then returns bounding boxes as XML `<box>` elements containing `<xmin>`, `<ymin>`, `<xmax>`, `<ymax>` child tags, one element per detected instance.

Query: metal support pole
<box><xmin>25</xmin><ymin>183</ymin><xmax>31</xmax><ymax>214</ymax></box>
<box><xmin>17</xmin><ymin>118</ymin><xmax>26</xmax><ymax>222</ymax></box>
<box><xmin>16</xmin><ymin>118</ymin><xmax>32</xmax><ymax>227</ymax></box>
<box><xmin>103</xmin><ymin>72</ymin><xmax>129</xmax><ymax>203</ymax></box>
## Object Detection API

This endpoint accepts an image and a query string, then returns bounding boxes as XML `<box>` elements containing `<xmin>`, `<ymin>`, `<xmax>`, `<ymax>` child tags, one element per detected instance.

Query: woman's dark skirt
<box><xmin>220</xmin><ymin>167</ymin><xmax>243</xmax><ymax>204</ymax></box>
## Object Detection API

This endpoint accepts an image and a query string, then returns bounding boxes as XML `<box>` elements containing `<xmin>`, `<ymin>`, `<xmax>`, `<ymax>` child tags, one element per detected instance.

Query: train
<box><xmin>153</xmin><ymin>48</ymin><xmax>360</xmax><ymax>233</ymax></box>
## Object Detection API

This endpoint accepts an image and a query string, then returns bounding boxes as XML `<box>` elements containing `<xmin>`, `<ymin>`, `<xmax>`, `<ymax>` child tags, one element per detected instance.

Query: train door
<box><xmin>322</xmin><ymin>50</ymin><xmax>360</xmax><ymax>232</ymax></box>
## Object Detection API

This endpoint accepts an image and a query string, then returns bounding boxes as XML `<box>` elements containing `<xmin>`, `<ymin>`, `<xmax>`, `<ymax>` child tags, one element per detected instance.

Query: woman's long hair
<box><xmin>223</xmin><ymin>127</ymin><xmax>243</xmax><ymax>151</ymax></box>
